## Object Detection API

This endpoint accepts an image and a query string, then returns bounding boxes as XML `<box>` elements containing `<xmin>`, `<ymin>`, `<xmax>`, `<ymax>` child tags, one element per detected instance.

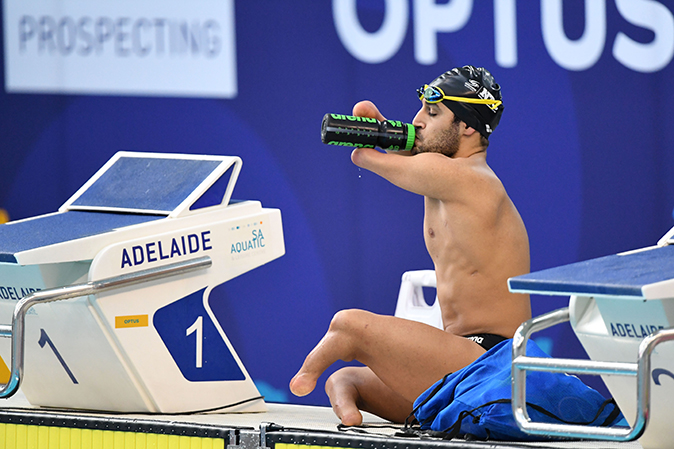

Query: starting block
<box><xmin>0</xmin><ymin>151</ymin><xmax>285</xmax><ymax>413</ymax></box>
<box><xmin>508</xmin><ymin>228</ymin><xmax>674</xmax><ymax>449</ymax></box>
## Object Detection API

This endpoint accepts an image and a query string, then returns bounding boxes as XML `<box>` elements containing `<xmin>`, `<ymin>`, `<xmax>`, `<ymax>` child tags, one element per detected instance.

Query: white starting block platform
<box><xmin>0</xmin><ymin>151</ymin><xmax>285</xmax><ymax>414</ymax></box>
<box><xmin>508</xmin><ymin>229</ymin><xmax>674</xmax><ymax>449</ymax></box>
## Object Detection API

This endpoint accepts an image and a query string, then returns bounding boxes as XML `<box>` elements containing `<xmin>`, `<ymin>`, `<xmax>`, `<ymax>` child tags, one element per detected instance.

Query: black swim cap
<box><xmin>425</xmin><ymin>66</ymin><xmax>504</xmax><ymax>139</ymax></box>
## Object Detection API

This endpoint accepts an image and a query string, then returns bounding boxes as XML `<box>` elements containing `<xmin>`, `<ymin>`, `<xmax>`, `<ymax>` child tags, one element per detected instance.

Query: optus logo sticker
<box><xmin>115</xmin><ymin>315</ymin><xmax>149</xmax><ymax>328</ymax></box>
<box><xmin>153</xmin><ymin>288</ymin><xmax>244</xmax><ymax>382</ymax></box>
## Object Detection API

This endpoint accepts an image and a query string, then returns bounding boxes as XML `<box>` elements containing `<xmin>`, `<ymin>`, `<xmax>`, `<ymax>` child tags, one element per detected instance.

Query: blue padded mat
<box><xmin>0</xmin><ymin>211</ymin><xmax>163</xmax><ymax>263</ymax></box>
<box><xmin>71</xmin><ymin>157</ymin><xmax>222</xmax><ymax>212</ymax></box>
<box><xmin>508</xmin><ymin>245</ymin><xmax>674</xmax><ymax>298</ymax></box>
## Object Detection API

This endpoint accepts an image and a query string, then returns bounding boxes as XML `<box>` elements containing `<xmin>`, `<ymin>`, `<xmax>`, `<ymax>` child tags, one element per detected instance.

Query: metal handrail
<box><xmin>0</xmin><ymin>256</ymin><xmax>212</xmax><ymax>398</ymax></box>
<box><xmin>510</xmin><ymin>306</ymin><xmax>674</xmax><ymax>441</ymax></box>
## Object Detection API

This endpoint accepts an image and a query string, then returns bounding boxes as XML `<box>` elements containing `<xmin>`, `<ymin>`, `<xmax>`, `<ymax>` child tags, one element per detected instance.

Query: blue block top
<box><xmin>70</xmin><ymin>156</ymin><xmax>222</xmax><ymax>214</ymax></box>
<box><xmin>0</xmin><ymin>152</ymin><xmax>242</xmax><ymax>264</ymax></box>
<box><xmin>0</xmin><ymin>211</ymin><xmax>163</xmax><ymax>263</ymax></box>
<box><xmin>508</xmin><ymin>245</ymin><xmax>674</xmax><ymax>298</ymax></box>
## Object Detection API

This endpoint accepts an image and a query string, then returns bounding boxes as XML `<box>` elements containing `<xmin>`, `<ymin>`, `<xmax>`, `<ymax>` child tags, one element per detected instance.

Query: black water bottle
<box><xmin>321</xmin><ymin>113</ymin><xmax>415</xmax><ymax>151</ymax></box>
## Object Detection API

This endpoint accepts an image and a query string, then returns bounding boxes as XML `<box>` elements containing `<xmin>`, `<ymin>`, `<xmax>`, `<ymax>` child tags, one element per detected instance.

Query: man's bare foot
<box><xmin>333</xmin><ymin>403</ymin><xmax>363</xmax><ymax>426</ymax></box>
<box><xmin>326</xmin><ymin>373</ymin><xmax>364</xmax><ymax>426</ymax></box>
<box><xmin>289</xmin><ymin>372</ymin><xmax>317</xmax><ymax>397</ymax></box>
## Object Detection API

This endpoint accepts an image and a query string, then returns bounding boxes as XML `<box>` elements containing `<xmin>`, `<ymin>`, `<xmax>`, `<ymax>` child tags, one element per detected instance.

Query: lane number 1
<box><xmin>186</xmin><ymin>316</ymin><xmax>203</xmax><ymax>368</ymax></box>
<box><xmin>38</xmin><ymin>328</ymin><xmax>78</xmax><ymax>384</ymax></box>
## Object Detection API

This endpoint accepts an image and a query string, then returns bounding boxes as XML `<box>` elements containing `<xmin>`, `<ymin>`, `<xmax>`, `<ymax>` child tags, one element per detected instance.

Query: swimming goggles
<box><xmin>417</xmin><ymin>84</ymin><xmax>502</xmax><ymax>109</ymax></box>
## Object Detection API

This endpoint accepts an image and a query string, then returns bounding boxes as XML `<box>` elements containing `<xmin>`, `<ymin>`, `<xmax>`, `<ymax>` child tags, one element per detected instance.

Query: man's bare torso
<box><xmin>423</xmin><ymin>158</ymin><xmax>531</xmax><ymax>338</ymax></box>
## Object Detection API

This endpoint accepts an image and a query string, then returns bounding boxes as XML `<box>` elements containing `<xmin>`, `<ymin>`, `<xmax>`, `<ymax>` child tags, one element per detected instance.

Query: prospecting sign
<box><xmin>2</xmin><ymin>0</ymin><xmax>237</xmax><ymax>98</ymax></box>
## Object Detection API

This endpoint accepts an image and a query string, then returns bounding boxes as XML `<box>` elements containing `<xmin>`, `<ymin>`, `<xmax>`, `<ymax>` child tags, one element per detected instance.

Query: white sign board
<box><xmin>3</xmin><ymin>0</ymin><xmax>237</xmax><ymax>98</ymax></box>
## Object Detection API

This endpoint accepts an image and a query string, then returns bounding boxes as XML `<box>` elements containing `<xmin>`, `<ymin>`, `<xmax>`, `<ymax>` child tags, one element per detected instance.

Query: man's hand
<box><xmin>352</xmin><ymin>101</ymin><xmax>413</xmax><ymax>156</ymax></box>
<box><xmin>352</xmin><ymin>100</ymin><xmax>386</xmax><ymax>121</ymax></box>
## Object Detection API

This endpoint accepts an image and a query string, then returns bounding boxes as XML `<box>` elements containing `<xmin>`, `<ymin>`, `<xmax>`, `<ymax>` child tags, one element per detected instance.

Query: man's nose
<box><xmin>412</xmin><ymin>110</ymin><xmax>425</xmax><ymax>128</ymax></box>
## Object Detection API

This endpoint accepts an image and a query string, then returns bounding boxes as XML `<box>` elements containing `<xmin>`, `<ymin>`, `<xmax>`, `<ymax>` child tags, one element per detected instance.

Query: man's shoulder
<box><xmin>455</xmin><ymin>155</ymin><xmax>504</xmax><ymax>188</ymax></box>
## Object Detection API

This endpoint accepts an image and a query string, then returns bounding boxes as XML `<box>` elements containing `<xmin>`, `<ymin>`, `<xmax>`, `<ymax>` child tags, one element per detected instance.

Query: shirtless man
<box><xmin>289</xmin><ymin>66</ymin><xmax>531</xmax><ymax>427</ymax></box>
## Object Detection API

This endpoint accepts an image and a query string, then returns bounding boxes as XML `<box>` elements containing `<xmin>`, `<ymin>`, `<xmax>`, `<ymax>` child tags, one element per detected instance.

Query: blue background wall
<box><xmin>2</xmin><ymin>1</ymin><xmax>673</xmax><ymax>405</ymax></box>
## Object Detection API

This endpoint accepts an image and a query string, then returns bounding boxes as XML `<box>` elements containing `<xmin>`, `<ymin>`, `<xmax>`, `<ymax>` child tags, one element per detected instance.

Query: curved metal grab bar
<box><xmin>0</xmin><ymin>256</ymin><xmax>212</xmax><ymax>398</ymax></box>
<box><xmin>511</xmin><ymin>306</ymin><xmax>674</xmax><ymax>441</ymax></box>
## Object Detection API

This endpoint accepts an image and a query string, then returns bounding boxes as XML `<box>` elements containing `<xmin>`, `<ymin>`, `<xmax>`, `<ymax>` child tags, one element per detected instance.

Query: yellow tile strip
<box><xmin>0</xmin><ymin>423</ymin><xmax>224</xmax><ymax>449</ymax></box>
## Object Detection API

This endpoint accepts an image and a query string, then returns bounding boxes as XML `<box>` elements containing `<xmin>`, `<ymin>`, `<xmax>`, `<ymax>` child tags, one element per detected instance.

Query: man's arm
<box><xmin>351</xmin><ymin>147</ymin><xmax>489</xmax><ymax>203</ymax></box>
<box><xmin>350</xmin><ymin>100</ymin><xmax>493</xmax><ymax>202</ymax></box>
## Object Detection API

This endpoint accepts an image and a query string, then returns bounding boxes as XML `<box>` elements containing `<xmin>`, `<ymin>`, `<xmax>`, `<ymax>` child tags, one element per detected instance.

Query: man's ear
<box><xmin>462</xmin><ymin>124</ymin><xmax>478</xmax><ymax>137</ymax></box>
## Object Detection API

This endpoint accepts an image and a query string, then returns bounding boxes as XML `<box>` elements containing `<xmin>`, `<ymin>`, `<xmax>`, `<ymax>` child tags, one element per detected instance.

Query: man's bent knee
<box><xmin>330</xmin><ymin>309</ymin><xmax>366</xmax><ymax>330</ymax></box>
<box><xmin>330</xmin><ymin>309</ymin><xmax>381</xmax><ymax>336</ymax></box>
<box><xmin>328</xmin><ymin>309</ymin><xmax>380</xmax><ymax>360</ymax></box>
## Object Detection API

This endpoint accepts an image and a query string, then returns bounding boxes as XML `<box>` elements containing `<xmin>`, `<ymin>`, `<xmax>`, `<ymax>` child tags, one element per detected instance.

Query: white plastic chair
<box><xmin>393</xmin><ymin>270</ymin><xmax>443</xmax><ymax>330</ymax></box>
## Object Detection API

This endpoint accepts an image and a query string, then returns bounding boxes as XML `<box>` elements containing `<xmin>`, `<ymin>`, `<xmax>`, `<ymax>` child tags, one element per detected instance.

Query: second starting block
<box><xmin>509</xmin><ymin>229</ymin><xmax>674</xmax><ymax>449</ymax></box>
